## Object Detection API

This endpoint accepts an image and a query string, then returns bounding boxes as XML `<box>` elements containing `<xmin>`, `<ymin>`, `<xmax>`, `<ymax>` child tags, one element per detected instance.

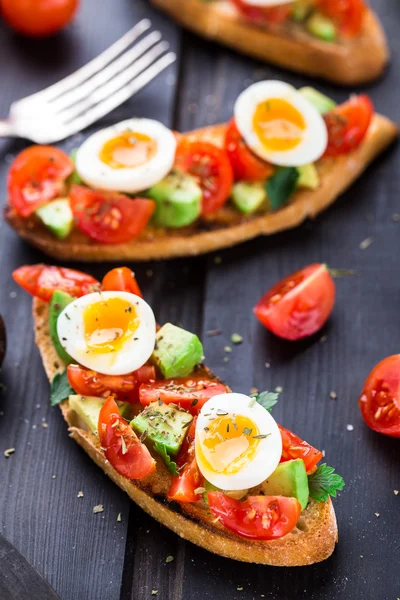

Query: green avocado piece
<box><xmin>131</xmin><ymin>401</ymin><xmax>192</xmax><ymax>456</ymax></box>
<box><xmin>68</xmin><ymin>394</ymin><xmax>131</xmax><ymax>436</ymax></box>
<box><xmin>36</xmin><ymin>198</ymin><xmax>73</xmax><ymax>240</ymax></box>
<box><xmin>68</xmin><ymin>148</ymin><xmax>83</xmax><ymax>186</ymax></box>
<box><xmin>306</xmin><ymin>12</ymin><xmax>337</xmax><ymax>41</ymax></box>
<box><xmin>151</xmin><ymin>323</ymin><xmax>204</xmax><ymax>379</ymax></box>
<box><xmin>231</xmin><ymin>181</ymin><xmax>267</xmax><ymax>214</ymax></box>
<box><xmin>291</xmin><ymin>0</ymin><xmax>313</xmax><ymax>22</ymax></box>
<box><xmin>261</xmin><ymin>459</ymin><xmax>309</xmax><ymax>510</ymax></box>
<box><xmin>299</xmin><ymin>87</ymin><xmax>337</xmax><ymax>114</ymax></box>
<box><xmin>50</xmin><ymin>291</ymin><xmax>75</xmax><ymax>364</ymax></box>
<box><xmin>296</xmin><ymin>164</ymin><xmax>320</xmax><ymax>190</ymax></box>
<box><xmin>148</xmin><ymin>171</ymin><xmax>202</xmax><ymax>228</ymax></box>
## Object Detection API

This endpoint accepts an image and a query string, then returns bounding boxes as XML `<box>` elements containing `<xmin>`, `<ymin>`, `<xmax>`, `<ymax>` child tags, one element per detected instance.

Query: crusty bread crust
<box><xmin>33</xmin><ymin>297</ymin><xmax>338</xmax><ymax>565</ymax></box>
<box><xmin>5</xmin><ymin>115</ymin><xmax>397</xmax><ymax>262</ymax></box>
<box><xmin>152</xmin><ymin>0</ymin><xmax>388</xmax><ymax>85</ymax></box>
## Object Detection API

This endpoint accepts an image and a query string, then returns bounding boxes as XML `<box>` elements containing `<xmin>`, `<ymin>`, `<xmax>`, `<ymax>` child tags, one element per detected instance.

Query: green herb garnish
<box><xmin>308</xmin><ymin>463</ymin><xmax>345</xmax><ymax>502</ymax></box>
<box><xmin>266</xmin><ymin>167</ymin><xmax>299</xmax><ymax>210</ymax></box>
<box><xmin>50</xmin><ymin>370</ymin><xmax>74</xmax><ymax>407</ymax></box>
<box><xmin>251</xmin><ymin>390</ymin><xmax>280</xmax><ymax>413</ymax></box>
<box><xmin>154</xmin><ymin>442</ymin><xmax>179</xmax><ymax>476</ymax></box>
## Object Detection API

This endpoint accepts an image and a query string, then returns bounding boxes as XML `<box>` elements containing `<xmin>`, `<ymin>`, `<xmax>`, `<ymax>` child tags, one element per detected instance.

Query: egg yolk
<box><xmin>100</xmin><ymin>131</ymin><xmax>157</xmax><ymax>169</ymax></box>
<box><xmin>252</xmin><ymin>98</ymin><xmax>306</xmax><ymax>152</ymax></box>
<box><xmin>199</xmin><ymin>414</ymin><xmax>260</xmax><ymax>475</ymax></box>
<box><xmin>83</xmin><ymin>298</ymin><xmax>139</xmax><ymax>354</ymax></box>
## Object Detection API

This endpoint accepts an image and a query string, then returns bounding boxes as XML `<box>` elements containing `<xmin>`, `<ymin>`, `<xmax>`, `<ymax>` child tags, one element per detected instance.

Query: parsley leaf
<box><xmin>266</xmin><ymin>167</ymin><xmax>299</xmax><ymax>210</ymax></box>
<box><xmin>251</xmin><ymin>390</ymin><xmax>280</xmax><ymax>413</ymax></box>
<box><xmin>50</xmin><ymin>370</ymin><xmax>74</xmax><ymax>407</ymax></box>
<box><xmin>154</xmin><ymin>442</ymin><xmax>179</xmax><ymax>476</ymax></box>
<box><xmin>308</xmin><ymin>464</ymin><xmax>345</xmax><ymax>502</ymax></box>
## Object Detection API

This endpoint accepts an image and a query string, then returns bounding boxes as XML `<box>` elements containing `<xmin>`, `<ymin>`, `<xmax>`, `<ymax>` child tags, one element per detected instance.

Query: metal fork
<box><xmin>0</xmin><ymin>20</ymin><xmax>176</xmax><ymax>144</ymax></box>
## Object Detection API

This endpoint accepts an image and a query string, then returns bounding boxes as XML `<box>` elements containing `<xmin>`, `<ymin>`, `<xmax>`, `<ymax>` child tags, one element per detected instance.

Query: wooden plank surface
<box><xmin>0</xmin><ymin>0</ymin><xmax>400</xmax><ymax>599</ymax></box>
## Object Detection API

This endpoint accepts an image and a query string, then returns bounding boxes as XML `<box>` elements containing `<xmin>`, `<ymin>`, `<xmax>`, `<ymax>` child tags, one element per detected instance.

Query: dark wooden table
<box><xmin>1</xmin><ymin>1</ymin><xmax>400</xmax><ymax>598</ymax></box>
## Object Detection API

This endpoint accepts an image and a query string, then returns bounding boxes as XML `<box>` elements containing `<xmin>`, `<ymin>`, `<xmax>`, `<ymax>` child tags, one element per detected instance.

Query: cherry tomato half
<box><xmin>70</xmin><ymin>185</ymin><xmax>155</xmax><ymax>244</ymax></box>
<box><xmin>324</xmin><ymin>95</ymin><xmax>373</xmax><ymax>158</ymax></box>
<box><xmin>224</xmin><ymin>119</ymin><xmax>274</xmax><ymax>182</ymax></box>
<box><xmin>98</xmin><ymin>397</ymin><xmax>156</xmax><ymax>479</ymax></box>
<box><xmin>208</xmin><ymin>493</ymin><xmax>301</xmax><ymax>540</ymax></box>
<box><xmin>168</xmin><ymin>418</ymin><xmax>202</xmax><ymax>502</ymax></box>
<box><xmin>13</xmin><ymin>264</ymin><xmax>99</xmax><ymax>301</ymax></box>
<box><xmin>279</xmin><ymin>426</ymin><xmax>323</xmax><ymax>472</ymax></box>
<box><xmin>359</xmin><ymin>355</ymin><xmax>400</xmax><ymax>438</ymax></box>
<box><xmin>139</xmin><ymin>377</ymin><xmax>227</xmax><ymax>415</ymax></box>
<box><xmin>8</xmin><ymin>146</ymin><xmax>73</xmax><ymax>216</ymax></box>
<box><xmin>68</xmin><ymin>364</ymin><xmax>156</xmax><ymax>404</ymax></box>
<box><xmin>317</xmin><ymin>0</ymin><xmax>365</xmax><ymax>37</ymax></box>
<box><xmin>102</xmin><ymin>267</ymin><xmax>142</xmax><ymax>297</ymax></box>
<box><xmin>1</xmin><ymin>0</ymin><xmax>79</xmax><ymax>37</ymax></box>
<box><xmin>175</xmin><ymin>140</ymin><xmax>233</xmax><ymax>215</ymax></box>
<box><xmin>230</xmin><ymin>0</ymin><xmax>292</xmax><ymax>24</ymax></box>
<box><xmin>254</xmin><ymin>263</ymin><xmax>335</xmax><ymax>340</ymax></box>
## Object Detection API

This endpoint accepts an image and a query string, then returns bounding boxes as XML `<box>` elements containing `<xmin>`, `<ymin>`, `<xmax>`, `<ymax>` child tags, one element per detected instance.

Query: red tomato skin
<box><xmin>230</xmin><ymin>0</ymin><xmax>291</xmax><ymax>24</ymax></box>
<box><xmin>254</xmin><ymin>264</ymin><xmax>335</xmax><ymax>340</ymax></box>
<box><xmin>102</xmin><ymin>267</ymin><xmax>142</xmax><ymax>297</ymax></box>
<box><xmin>67</xmin><ymin>364</ymin><xmax>156</xmax><ymax>404</ymax></box>
<box><xmin>324</xmin><ymin>95</ymin><xmax>373</xmax><ymax>158</ymax></box>
<box><xmin>317</xmin><ymin>0</ymin><xmax>365</xmax><ymax>37</ymax></box>
<box><xmin>168</xmin><ymin>418</ymin><xmax>202</xmax><ymax>502</ymax></box>
<box><xmin>139</xmin><ymin>377</ymin><xmax>227</xmax><ymax>415</ymax></box>
<box><xmin>70</xmin><ymin>185</ymin><xmax>155</xmax><ymax>244</ymax></box>
<box><xmin>12</xmin><ymin>264</ymin><xmax>99</xmax><ymax>301</ymax></box>
<box><xmin>175</xmin><ymin>140</ymin><xmax>233</xmax><ymax>215</ymax></box>
<box><xmin>224</xmin><ymin>119</ymin><xmax>274</xmax><ymax>182</ymax></box>
<box><xmin>279</xmin><ymin>426</ymin><xmax>323</xmax><ymax>472</ymax></box>
<box><xmin>1</xmin><ymin>0</ymin><xmax>79</xmax><ymax>37</ymax></box>
<box><xmin>208</xmin><ymin>493</ymin><xmax>301</xmax><ymax>540</ymax></box>
<box><xmin>99</xmin><ymin>397</ymin><xmax>156</xmax><ymax>480</ymax></box>
<box><xmin>359</xmin><ymin>355</ymin><xmax>400</xmax><ymax>438</ymax></box>
<box><xmin>8</xmin><ymin>146</ymin><xmax>73</xmax><ymax>216</ymax></box>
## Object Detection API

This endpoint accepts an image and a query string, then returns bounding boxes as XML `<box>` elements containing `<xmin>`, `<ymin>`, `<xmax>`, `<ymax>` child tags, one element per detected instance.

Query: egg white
<box><xmin>234</xmin><ymin>80</ymin><xmax>328</xmax><ymax>167</ymax></box>
<box><xmin>195</xmin><ymin>393</ymin><xmax>282</xmax><ymax>491</ymax></box>
<box><xmin>75</xmin><ymin>118</ymin><xmax>177</xmax><ymax>193</ymax></box>
<box><xmin>57</xmin><ymin>291</ymin><xmax>156</xmax><ymax>376</ymax></box>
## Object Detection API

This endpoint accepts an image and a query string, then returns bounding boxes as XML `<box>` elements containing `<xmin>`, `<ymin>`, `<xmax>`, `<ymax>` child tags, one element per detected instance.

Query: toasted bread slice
<box><xmin>152</xmin><ymin>0</ymin><xmax>388</xmax><ymax>85</ymax></box>
<box><xmin>5</xmin><ymin>116</ymin><xmax>397</xmax><ymax>262</ymax></box>
<box><xmin>33</xmin><ymin>297</ymin><xmax>338</xmax><ymax>566</ymax></box>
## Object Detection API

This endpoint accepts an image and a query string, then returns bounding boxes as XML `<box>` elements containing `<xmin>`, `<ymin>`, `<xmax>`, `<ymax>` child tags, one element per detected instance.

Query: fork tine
<box><xmin>23</xmin><ymin>20</ymin><xmax>152</xmax><ymax>104</ymax></box>
<box><xmin>58</xmin><ymin>42</ymin><xmax>170</xmax><ymax>124</ymax></box>
<box><xmin>49</xmin><ymin>31</ymin><xmax>163</xmax><ymax>114</ymax></box>
<box><xmin>58</xmin><ymin>52</ymin><xmax>176</xmax><ymax>141</ymax></box>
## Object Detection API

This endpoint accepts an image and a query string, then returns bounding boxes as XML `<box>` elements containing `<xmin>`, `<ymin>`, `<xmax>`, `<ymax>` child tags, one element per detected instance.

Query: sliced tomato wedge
<box><xmin>317</xmin><ymin>0</ymin><xmax>365</xmax><ymax>37</ymax></box>
<box><xmin>68</xmin><ymin>364</ymin><xmax>156</xmax><ymax>404</ymax></box>
<box><xmin>324</xmin><ymin>95</ymin><xmax>373</xmax><ymax>157</ymax></box>
<box><xmin>279</xmin><ymin>426</ymin><xmax>323</xmax><ymax>472</ymax></box>
<box><xmin>359</xmin><ymin>355</ymin><xmax>400</xmax><ymax>438</ymax></box>
<box><xmin>208</xmin><ymin>493</ymin><xmax>301</xmax><ymax>540</ymax></box>
<box><xmin>224</xmin><ymin>119</ymin><xmax>274</xmax><ymax>182</ymax></box>
<box><xmin>102</xmin><ymin>267</ymin><xmax>142</xmax><ymax>297</ymax></box>
<box><xmin>254</xmin><ymin>263</ymin><xmax>335</xmax><ymax>340</ymax></box>
<box><xmin>8</xmin><ymin>146</ymin><xmax>73</xmax><ymax>217</ymax></box>
<box><xmin>70</xmin><ymin>185</ymin><xmax>155</xmax><ymax>244</ymax></box>
<box><xmin>168</xmin><ymin>418</ymin><xmax>202</xmax><ymax>502</ymax></box>
<box><xmin>175</xmin><ymin>140</ymin><xmax>233</xmax><ymax>215</ymax></box>
<box><xmin>98</xmin><ymin>397</ymin><xmax>156</xmax><ymax>479</ymax></box>
<box><xmin>230</xmin><ymin>0</ymin><xmax>292</xmax><ymax>24</ymax></box>
<box><xmin>139</xmin><ymin>377</ymin><xmax>227</xmax><ymax>415</ymax></box>
<box><xmin>13</xmin><ymin>264</ymin><xmax>99</xmax><ymax>301</ymax></box>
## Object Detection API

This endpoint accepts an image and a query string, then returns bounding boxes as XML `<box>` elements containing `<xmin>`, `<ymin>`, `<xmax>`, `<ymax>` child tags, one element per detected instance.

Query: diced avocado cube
<box><xmin>296</xmin><ymin>164</ymin><xmax>320</xmax><ymax>190</ymax></box>
<box><xmin>152</xmin><ymin>323</ymin><xmax>203</xmax><ymax>379</ymax></box>
<box><xmin>306</xmin><ymin>12</ymin><xmax>337</xmax><ymax>42</ymax></box>
<box><xmin>36</xmin><ymin>198</ymin><xmax>73</xmax><ymax>239</ymax></box>
<box><xmin>261</xmin><ymin>459</ymin><xmax>309</xmax><ymax>510</ymax></box>
<box><xmin>131</xmin><ymin>401</ymin><xmax>192</xmax><ymax>456</ymax></box>
<box><xmin>50</xmin><ymin>290</ymin><xmax>75</xmax><ymax>364</ymax></box>
<box><xmin>68</xmin><ymin>394</ymin><xmax>131</xmax><ymax>436</ymax></box>
<box><xmin>148</xmin><ymin>171</ymin><xmax>202</xmax><ymax>228</ymax></box>
<box><xmin>68</xmin><ymin>148</ymin><xmax>83</xmax><ymax>186</ymax></box>
<box><xmin>292</xmin><ymin>0</ymin><xmax>313</xmax><ymax>22</ymax></box>
<box><xmin>231</xmin><ymin>181</ymin><xmax>267</xmax><ymax>214</ymax></box>
<box><xmin>299</xmin><ymin>87</ymin><xmax>337</xmax><ymax>114</ymax></box>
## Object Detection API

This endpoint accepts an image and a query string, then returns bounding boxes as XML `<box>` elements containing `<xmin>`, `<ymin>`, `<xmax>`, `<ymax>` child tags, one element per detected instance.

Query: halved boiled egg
<box><xmin>57</xmin><ymin>291</ymin><xmax>156</xmax><ymax>375</ymax></box>
<box><xmin>195</xmin><ymin>393</ymin><xmax>282</xmax><ymax>491</ymax></box>
<box><xmin>234</xmin><ymin>80</ymin><xmax>327</xmax><ymax>167</ymax></box>
<box><xmin>75</xmin><ymin>118</ymin><xmax>177</xmax><ymax>193</ymax></box>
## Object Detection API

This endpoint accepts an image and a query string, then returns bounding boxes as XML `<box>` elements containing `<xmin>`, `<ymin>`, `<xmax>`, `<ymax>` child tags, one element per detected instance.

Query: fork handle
<box><xmin>0</xmin><ymin>120</ymin><xmax>14</xmax><ymax>138</ymax></box>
